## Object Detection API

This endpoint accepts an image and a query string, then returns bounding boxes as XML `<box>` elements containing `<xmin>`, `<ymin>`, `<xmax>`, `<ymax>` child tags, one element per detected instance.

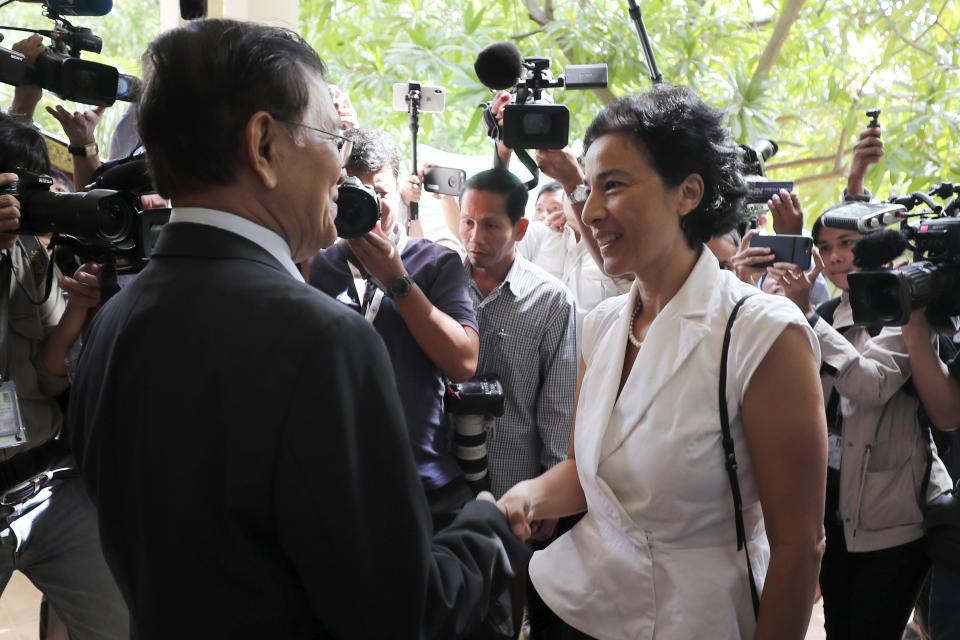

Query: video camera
<box><xmin>474</xmin><ymin>42</ymin><xmax>607</xmax><ymax>151</ymax></box>
<box><xmin>0</xmin><ymin>0</ymin><xmax>138</xmax><ymax>106</ymax></box>
<box><xmin>2</xmin><ymin>157</ymin><xmax>169</xmax><ymax>276</ymax></box>
<box><xmin>821</xmin><ymin>183</ymin><xmax>960</xmax><ymax>331</ymax></box>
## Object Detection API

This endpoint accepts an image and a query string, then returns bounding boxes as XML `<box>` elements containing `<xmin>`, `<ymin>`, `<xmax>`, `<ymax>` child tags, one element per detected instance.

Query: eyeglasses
<box><xmin>273</xmin><ymin>117</ymin><xmax>354</xmax><ymax>167</ymax></box>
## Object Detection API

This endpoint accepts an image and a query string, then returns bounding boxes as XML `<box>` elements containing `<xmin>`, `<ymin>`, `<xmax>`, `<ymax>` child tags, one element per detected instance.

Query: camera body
<box><xmin>0</xmin><ymin>9</ymin><xmax>134</xmax><ymax>106</ymax></box>
<box><xmin>479</xmin><ymin>53</ymin><xmax>607</xmax><ymax>150</ymax></box>
<box><xmin>831</xmin><ymin>184</ymin><xmax>960</xmax><ymax>330</ymax></box>
<box><xmin>445</xmin><ymin>375</ymin><xmax>505</xmax><ymax>417</ymax></box>
<box><xmin>1</xmin><ymin>167</ymin><xmax>166</xmax><ymax>274</ymax></box>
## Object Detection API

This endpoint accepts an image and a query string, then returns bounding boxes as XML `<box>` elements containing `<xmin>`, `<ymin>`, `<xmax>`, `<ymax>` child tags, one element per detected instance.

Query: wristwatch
<box><xmin>68</xmin><ymin>141</ymin><xmax>99</xmax><ymax>158</ymax></box>
<box><xmin>386</xmin><ymin>274</ymin><xmax>413</xmax><ymax>299</ymax></box>
<box><xmin>568</xmin><ymin>184</ymin><xmax>589</xmax><ymax>205</ymax></box>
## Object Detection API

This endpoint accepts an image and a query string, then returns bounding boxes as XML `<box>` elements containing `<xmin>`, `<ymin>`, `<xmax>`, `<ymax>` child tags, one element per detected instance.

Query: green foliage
<box><xmin>299</xmin><ymin>0</ymin><xmax>960</xmax><ymax>225</ymax></box>
<box><xmin>0</xmin><ymin>0</ymin><xmax>954</xmax><ymax>229</ymax></box>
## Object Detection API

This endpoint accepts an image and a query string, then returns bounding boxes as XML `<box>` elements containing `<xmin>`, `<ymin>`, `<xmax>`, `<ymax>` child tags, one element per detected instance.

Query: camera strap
<box><xmin>11</xmin><ymin>237</ymin><xmax>55</xmax><ymax>307</ymax></box>
<box><xmin>719</xmin><ymin>292</ymin><xmax>760</xmax><ymax>619</ymax></box>
<box><xmin>339</xmin><ymin>232</ymin><xmax>409</xmax><ymax>325</ymax></box>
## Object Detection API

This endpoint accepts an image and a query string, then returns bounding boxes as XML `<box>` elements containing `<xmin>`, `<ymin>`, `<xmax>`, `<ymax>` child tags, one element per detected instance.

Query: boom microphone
<box><xmin>18</xmin><ymin>0</ymin><xmax>112</xmax><ymax>17</ymax></box>
<box><xmin>852</xmin><ymin>229</ymin><xmax>910</xmax><ymax>269</ymax></box>
<box><xmin>820</xmin><ymin>201</ymin><xmax>906</xmax><ymax>234</ymax></box>
<box><xmin>474</xmin><ymin>41</ymin><xmax>524</xmax><ymax>90</ymax></box>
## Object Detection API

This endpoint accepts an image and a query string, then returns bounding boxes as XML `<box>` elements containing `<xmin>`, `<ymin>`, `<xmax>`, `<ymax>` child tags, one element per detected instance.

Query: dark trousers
<box><xmin>820</xmin><ymin>518</ymin><xmax>930</xmax><ymax>640</ymax></box>
<box><xmin>930</xmin><ymin>562</ymin><xmax>960</xmax><ymax>640</ymax></box>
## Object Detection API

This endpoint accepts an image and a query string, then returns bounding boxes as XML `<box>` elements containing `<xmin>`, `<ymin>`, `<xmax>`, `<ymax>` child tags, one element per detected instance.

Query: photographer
<box><xmin>308</xmin><ymin>127</ymin><xmax>481</xmax><ymax>530</ymax></box>
<box><xmin>8</xmin><ymin>34</ymin><xmax>107</xmax><ymax>190</ymax></box>
<box><xmin>0</xmin><ymin>114</ymin><xmax>126</xmax><ymax>638</ymax></box>
<box><xmin>770</xmin><ymin>213</ymin><xmax>953</xmax><ymax>640</ymax></box>
<box><xmin>901</xmin><ymin>311</ymin><xmax>960</xmax><ymax>640</ymax></box>
<box><xmin>67</xmin><ymin>19</ymin><xmax>530</xmax><ymax>639</ymax></box>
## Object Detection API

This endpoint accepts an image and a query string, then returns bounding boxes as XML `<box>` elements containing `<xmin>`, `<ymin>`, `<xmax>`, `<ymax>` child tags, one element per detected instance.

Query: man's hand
<box><xmin>730</xmin><ymin>229</ymin><xmax>771</xmax><ymax>286</ymax></box>
<box><xmin>46</xmin><ymin>104</ymin><xmax>105</xmax><ymax>147</ymax></box>
<box><xmin>495</xmin><ymin>488</ymin><xmax>534</xmax><ymax>541</ymax></box>
<box><xmin>346</xmin><ymin>222</ymin><xmax>405</xmax><ymax>286</ymax></box>
<box><xmin>847</xmin><ymin>127</ymin><xmax>883</xmax><ymax>199</ymax></box>
<box><xmin>60</xmin><ymin>262</ymin><xmax>102</xmax><ymax>312</ymax></box>
<box><xmin>399</xmin><ymin>173</ymin><xmax>421</xmax><ymax>208</ymax></box>
<box><xmin>543</xmin><ymin>210</ymin><xmax>566</xmax><ymax>233</ymax></box>
<box><xmin>535</xmin><ymin>148</ymin><xmax>584</xmax><ymax>193</ymax></box>
<box><xmin>328</xmin><ymin>84</ymin><xmax>358</xmax><ymax>130</ymax></box>
<box><xmin>767</xmin><ymin>188</ymin><xmax>804</xmax><ymax>236</ymax></box>
<box><xmin>0</xmin><ymin>173</ymin><xmax>22</xmax><ymax>236</ymax></box>
<box><xmin>10</xmin><ymin>35</ymin><xmax>45</xmax><ymax>116</ymax></box>
<box><xmin>766</xmin><ymin>250</ymin><xmax>825</xmax><ymax>315</ymax></box>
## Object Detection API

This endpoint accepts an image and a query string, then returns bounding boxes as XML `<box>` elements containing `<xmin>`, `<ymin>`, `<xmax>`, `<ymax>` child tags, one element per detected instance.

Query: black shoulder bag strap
<box><xmin>719</xmin><ymin>292</ymin><xmax>760</xmax><ymax>619</ymax></box>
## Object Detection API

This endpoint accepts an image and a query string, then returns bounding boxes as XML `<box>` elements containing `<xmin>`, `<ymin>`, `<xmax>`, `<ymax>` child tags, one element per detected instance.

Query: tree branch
<box><xmin>877</xmin><ymin>1</ymin><xmax>959</xmax><ymax>70</ymax></box>
<box><xmin>745</xmin><ymin>0</ymin><xmax>807</xmax><ymax>98</ymax></box>
<box><xmin>522</xmin><ymin>0</ymin><xmax>551</xmax><ymax>25</ymax></box>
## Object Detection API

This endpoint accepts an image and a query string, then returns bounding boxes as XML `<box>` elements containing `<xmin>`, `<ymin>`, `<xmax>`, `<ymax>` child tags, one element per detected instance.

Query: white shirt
<box><xmin>168</xmin><ymin>207</ymin><xmax>304</xmax><ymax>282</ymax></box>
<box><xmin>518</xmin><ymin>221</ymin><xmax>631</xmax><ymax>340</ymax></box>
<box><xmin>529</xmin><ymin>249</ymin><xmax>819</xmax><ymax>640</ymax></box>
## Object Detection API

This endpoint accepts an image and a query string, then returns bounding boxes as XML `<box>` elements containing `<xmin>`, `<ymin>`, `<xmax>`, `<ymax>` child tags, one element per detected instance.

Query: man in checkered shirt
<box><xmin>458</xmin><ymin>168</ymin><xmax>578</xmax><ymax>500</ymax></box>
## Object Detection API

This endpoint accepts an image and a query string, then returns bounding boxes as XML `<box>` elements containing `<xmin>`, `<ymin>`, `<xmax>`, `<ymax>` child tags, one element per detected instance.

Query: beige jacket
<box><xmin>814</xmin><ymin>294</ymin><xmax>952</xmax><ymax>552</ymax></box>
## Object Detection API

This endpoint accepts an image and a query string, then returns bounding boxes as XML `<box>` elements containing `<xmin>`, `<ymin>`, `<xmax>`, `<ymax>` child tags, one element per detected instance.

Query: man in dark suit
<box><xmin>68</xmin><ymin>19</ymin><xmax>529</xmax><ymax>639</ymax></box>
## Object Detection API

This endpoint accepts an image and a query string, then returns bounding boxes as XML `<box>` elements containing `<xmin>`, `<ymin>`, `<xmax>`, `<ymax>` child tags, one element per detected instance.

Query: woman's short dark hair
<box><xmin>138</xmin><ymin>19</ymin><xmax>326</xmax><ymax>198</ymax></box>
<box><xmin>462</xmin><ymin>169</ymin><xmax>528</xmax><ymax>224</ymax></box>
<box><xmin>583</xmin><ymin>85</ymin><xmax>747</xmax><ymax>249</ymax></box>
<box><xmin>0</xmin><ymin>114</ymin><xmax>50</xmax><ymax>173</ymax></box>
<box><xmin>344</xmin><ymin>128</ymin><xmax>400</xmax><ymax>178</ymax></box>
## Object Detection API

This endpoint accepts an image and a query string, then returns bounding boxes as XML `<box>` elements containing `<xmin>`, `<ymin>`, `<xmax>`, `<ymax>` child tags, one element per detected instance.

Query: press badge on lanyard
<box><xmin>827</xmin><ymin>433</ymin><xmax>843</xmax><ymax>471</ymax></box>
<box><xmin>0</xmin><ymin>381</ymin><xmax>27</xmax><ymax>448</ymax></box>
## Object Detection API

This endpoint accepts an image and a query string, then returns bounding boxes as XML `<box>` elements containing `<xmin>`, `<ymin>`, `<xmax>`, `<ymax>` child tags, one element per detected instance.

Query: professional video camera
<box><xmin>474</xmin><ymin>41</ymin><xmax>607</xmax><ymax>152</ymax></box>
<box><xmin>0</xmin><ymin>0</ymin><xmax>138</xmax><ymax>106</ymax></box>
<box><xmin>820</xmin><ymin>183</ymin><xmax>960</xmax><ymax>331</ymax></box>
<box><xmin>2</xmin><ymin>156</ymin><xmax>168</xmax><ymax>280</ymax></box>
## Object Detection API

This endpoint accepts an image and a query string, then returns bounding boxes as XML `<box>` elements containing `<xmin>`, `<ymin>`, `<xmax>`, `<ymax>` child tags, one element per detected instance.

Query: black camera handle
<box><xmin>404</xmin><ymin>82</ymin><xmax>421</xmax><ymax>222</ymax></box>
<box><xmin>627</xmin><ymin>0</ymin><xmax>664</xmax><ymax>85</ymax></box>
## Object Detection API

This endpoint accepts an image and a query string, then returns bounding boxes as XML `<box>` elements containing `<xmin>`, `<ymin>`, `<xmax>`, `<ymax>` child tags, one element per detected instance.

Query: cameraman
<box><xmin>0</xmin><ymin>114</ymin><xmax>126</xmax><ymax>637</ymax></box>
<box><xmin>901</xmin><ymin>311</ymin><xmax>960</xmax><ymax>640</ymax></box>
<box><xmin>770</xmin><ymin>213</ymin><xmax>953</xmax><ymax>640</ymax></box>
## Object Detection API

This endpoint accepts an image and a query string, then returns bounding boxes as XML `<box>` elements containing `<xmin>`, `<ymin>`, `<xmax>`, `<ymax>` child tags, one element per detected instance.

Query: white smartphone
<box><xmin>392</xmin><ymin>83</ymin><xmax>446</xmax><ymax>113</ymax></box>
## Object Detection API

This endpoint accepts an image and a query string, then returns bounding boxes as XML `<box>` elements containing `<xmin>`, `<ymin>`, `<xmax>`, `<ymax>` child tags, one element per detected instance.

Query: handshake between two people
<box><xmin>479</xmin><ymin>482</ymin><xmax>560</xmax><ymax>543</ymax></box>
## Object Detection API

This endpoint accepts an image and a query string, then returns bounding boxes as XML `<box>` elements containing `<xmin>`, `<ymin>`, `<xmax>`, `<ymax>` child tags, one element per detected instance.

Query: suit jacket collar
<box><xmin>151</xmin><ymin>222</ymin><xmax>294</xmax><ymax>279</ymax></box>
<box><xmin>582</xmin><ymin>248</ymin><xmax>720</xmax><ymax>470</ymax></box>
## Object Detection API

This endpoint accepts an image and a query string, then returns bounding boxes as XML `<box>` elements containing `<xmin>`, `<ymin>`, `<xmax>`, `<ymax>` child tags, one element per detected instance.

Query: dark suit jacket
<box><xmin>69</xmin><ymin>222</ymin><xmax>530</xmax><ymax>639</ymax></box>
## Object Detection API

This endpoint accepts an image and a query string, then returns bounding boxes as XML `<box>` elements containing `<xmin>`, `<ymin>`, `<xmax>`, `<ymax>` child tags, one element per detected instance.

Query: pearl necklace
<box><xmin>628</xmin><ymin>296</ymin><xmax>643</xmax><ymax>348</ymax></box>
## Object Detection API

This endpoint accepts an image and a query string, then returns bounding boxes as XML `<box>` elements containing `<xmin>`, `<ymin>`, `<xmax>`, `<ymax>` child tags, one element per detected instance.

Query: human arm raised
<box><xmin>41</xmin><ymin>262</ymin><xmax>101</xmax><ymax>377</ymax></box>
<box><xmin>901</xmin><ymin>310</ymin><xmax>960</xmax><ymax>431</ymax></box>
<box><xmin>740</xmin><ymin>324</ymin><xmax>827</xmax><ymax>640</ymax></box>
<box><xmin>348</xmin><ymin>224</ymin><xmax>479</xmax><ymax>381</ymax></box>
<box><xmin>846</xmin><ymin>127</ymin><xmax>883</xmax><ymax>201</ymax></box>
<box><xmin>46</xmin><ymin>104</ymin><xmax>105</xmax><ymax>189</ymax></box>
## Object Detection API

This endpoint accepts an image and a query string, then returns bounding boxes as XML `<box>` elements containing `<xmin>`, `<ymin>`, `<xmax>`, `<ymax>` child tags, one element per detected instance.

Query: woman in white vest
<box><xmin>499</xmin><ymin>86</ymin><xmax>828</xmax><ymax>640</ymax></box>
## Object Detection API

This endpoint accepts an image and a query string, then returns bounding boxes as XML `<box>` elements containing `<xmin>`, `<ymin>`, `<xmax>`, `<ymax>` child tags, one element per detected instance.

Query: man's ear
<box><xmin>677</xmin><ymin>173</ymin><xmax>705</xmax><ymax>217</ymax></box>
<box><xmin>513</xmin><ymin>216</ymin><xmax>529</xmax><ymax>242</ymax></box>
<box><xmin>245</xmin><ymin>111</ymin><xmax>281</xmax><ymax>190</ymax></box>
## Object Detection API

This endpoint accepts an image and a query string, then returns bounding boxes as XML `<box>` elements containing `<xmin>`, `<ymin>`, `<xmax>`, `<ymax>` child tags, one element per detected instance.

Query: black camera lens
<box><xmin>522</xmin><ymin>113</ymin><xmax>551</xmax><ymax>135</ymax></box>
<box><xmin>335</xmin><ymin>177</ymin><xmax>381</xmax><ymax>239</ymax></box>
